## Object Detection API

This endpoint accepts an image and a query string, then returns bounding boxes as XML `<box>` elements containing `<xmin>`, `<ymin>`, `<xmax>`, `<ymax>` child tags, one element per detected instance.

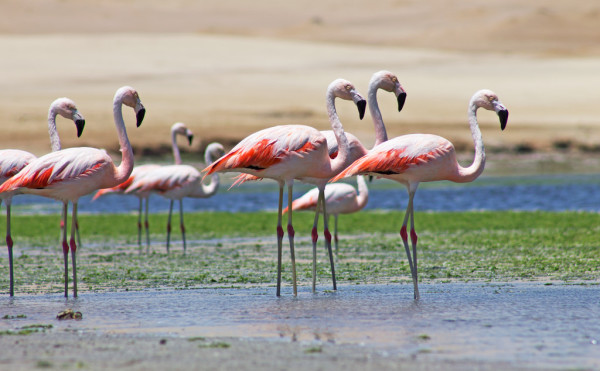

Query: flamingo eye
<box><xmin>391</xmin><ymin>76</ymin><xmax>398</xmax><ymax>83</ymax></box>
<box><xmin>487</xmin><ymin>95</ymin><xmax>495</xmax><ymax>103</ymax></box>
<box><xmin>345</xmin><ymin>84</ymin><xmax>352</xmax><ymax>91</ymax></box>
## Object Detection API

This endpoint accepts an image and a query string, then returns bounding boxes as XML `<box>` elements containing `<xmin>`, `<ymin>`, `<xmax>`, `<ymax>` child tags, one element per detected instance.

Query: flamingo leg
<box><xmin>144</xmin><ymin>197</ymin><xmax>151</xmax><ymax>254</ymax></box>
<box><xmin>166</xmin><ymin>200</ymin><xmax>174</xmax><ymax>253</ymax></box>
<box><xmin>70</xmin><ymin>202</ymin><xmax>79</xmax><ymax>298</ymax></box>
<box><xmin>286</xmin><ymin>181</ymin><xmax>297</xmax><ymax>297</ymax></box>
<box><xmin>400</xmin><ymin>196</ymin><xmax>416</xmax><ymax>291</ymax></box>
<box><xmin>276</xmin><ymin>183</ymin><xmax>284</xmax><ymax>297</ymax></box>
<box><xmin>333</xmin><ymin>214</ymin><xmax>339</xmax><ymax>258</ymax></box>
<box><xmin>409</xmin><ymin>199</ymin><xmax>419</xmax><ymax>300</ymax></box>
<box><xmin>400</xmin><ymin>188</ymin><xmax>419</xmax><ymax>299</ymax></box>
<box><xmin>137</xmin><ymin>197</ymin><xmax>143</xmax><ymax>250</ymax></box>
<box><xmin>5</xmin><ymin>201</ymin><xmax>14</xmax><ymax>297</ymax></box>
<box><xmin>61</xmin><ymin>202</ymin><xmax>69</xmax><ymax>298</ymax></box>
<box><xmin>75</xmin><ymin>216</ymin><xmax>82</xmax><ymax>250</ymax></box>
<box><xmin>179</xmin><ymin>199</ymin><xmax>186</xmax><ymax>254</ymax></box>
<box><xmin>310</xmin><ymin>189</ymin><xmax>322</xmax><ymax>293</ymax></box>
<box><xmin>320</xmin><ymin>190</ymin><xmax>337</xmax><ymax>291</ymax></box>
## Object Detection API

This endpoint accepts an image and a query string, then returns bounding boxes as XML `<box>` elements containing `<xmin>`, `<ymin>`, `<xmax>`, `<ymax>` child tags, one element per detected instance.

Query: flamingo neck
<box><xmin>367</xmin><ymin>82</ymin><xmax>388</xmax><ymax>147</ymax></box>
<box><xmin>195</xmin><ymin>148</ymin><xmax>220</xmax><ymax>197</ymax></box>
<box><xmin>47</xmin><ymin>106</ymin><xmax>61</xmax><ymax>152</ymax></box>
<box><xmin>112</xmin><ymin>99</ymin><xmax>135</xmax><ymax>184</ymax></box>
<box><xmin>171</xmin><ymin>130</ymin><xmax>182</xmax><ymax>165</ymax></box>
<box><xmin>355</xmin><ymin>175</ymin><xmax>369</xmax><ymax>209</ymax></box>
<box><xmin>326</xmin><ymin>92</ymin><xmax>349</xmax><ymax>175</ymax></box>
<box><xmin>456</xmin><ymin>102</ymin><xmax>485</xmax><ymax>183</ymax></box>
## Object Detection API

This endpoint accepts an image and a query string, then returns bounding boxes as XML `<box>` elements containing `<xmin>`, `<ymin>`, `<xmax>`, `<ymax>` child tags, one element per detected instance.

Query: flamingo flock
<box><xmin>0</xmin><ymin>71</ymin><xmax>509</xmax><ymax>300</ymax></box>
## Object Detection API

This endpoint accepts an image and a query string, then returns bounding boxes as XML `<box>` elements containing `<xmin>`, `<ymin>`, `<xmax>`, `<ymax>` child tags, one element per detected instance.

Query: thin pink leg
<box><xmin>320</xmin><ymin>190</ymin><xmax>336</xmax><ymax>291</ymax></box>
<box><xmin>310</xmin><ymin>192</ymin><xmax>321</xmax><ymax>293</ymax></box>
<box><xmin>286</xmin><ymin>182</ymin><xmax>297</xmax><ymax>297</ymax></box>
<box><xmin>61</xmin><ymin>202</ymin><xmax>69</xmax><ymax>298</ymax></box>
<box><xmin>5</xmin><ymin>202</ymin><xmax>14</xmax><ymax>296</ymax></box>
<box><xmin>179</xmin><ymin>199</ymin><xmax>186</xmax><ymax>254</ymax></box>
<box><xmin>166</xmin><ymin>200</ymin><xmax>173</xmax><ymax>253</ymax></box>
<box><xmin>70</xmin><ymin>202</ymin><xmax>79</xmax><ymax>298</ymax></box>
<box><xmin>276</xmin><ymin>183</ymin><xmax>284</xmax><ymax>296</ymax></box>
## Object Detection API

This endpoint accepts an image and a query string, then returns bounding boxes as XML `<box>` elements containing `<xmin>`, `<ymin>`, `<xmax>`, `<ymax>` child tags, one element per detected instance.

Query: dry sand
<box><xmin>1</xmin><ymin>0</ymin><xmax>599</xmax><ymax>156</ymax></box>
<box><xmin>1</xmin><ymin>1</ymin><xmax>599</xmax><ymax>369</ymax></box>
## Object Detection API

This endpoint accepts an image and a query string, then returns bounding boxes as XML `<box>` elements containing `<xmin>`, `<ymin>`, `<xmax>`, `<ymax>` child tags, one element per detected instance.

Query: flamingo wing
<box><xmin>0</xmin><ymin>148</ymin><xmax>109</xmax><ymax>193</ymax></box>
<box><xmin>331</xmin><ymin>134</ymin><xmax>453</xmax><ymax>182</ymax></box>
<box><xmin>92</xmin><ymin>164</ymin><xmax>160</xmax><ymax>200</ymax></box>
<box><xmin>128</xmin><ymin>165</ymin><xmax>199</xmax><ymax>194</ymax></box>
<box><xmin>0</xmin><ymin>150</ymin><xmax>37</xmax><ymax>181</ymax></box>
<box><xmin>203</xmin><ymin>125</ymin><xmax>323</xmax><ymax>175</ymax></box>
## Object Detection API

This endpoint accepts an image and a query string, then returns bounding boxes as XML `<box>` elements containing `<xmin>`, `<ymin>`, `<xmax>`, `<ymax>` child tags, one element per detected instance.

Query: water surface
<box><xmin>1</xmin><ymin>283</ymin><xmax>598</xmax><ymax>369</ymax></box>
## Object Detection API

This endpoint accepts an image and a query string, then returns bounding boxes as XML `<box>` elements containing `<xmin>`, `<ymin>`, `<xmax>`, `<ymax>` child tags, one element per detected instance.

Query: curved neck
<box><xmin>355</xmin><ymin>175</ymin><xmax>369</xmax><ymax>209</ymax></box>
<box><xmin>112</xmin><ymin>100</ymin><xmax>135</xmax><ymax>184</ymax></box>
<box><xmin>195</xmin><ymin>148</ymin><xmax>220</xmax><ymax>196</ymax></box>
<box><xmin>456</xmin><ymin>102</ymin><xmax>485</xmax><ymax>183</ymax></box>
<box><xmin>367</xmin><ymin>83</ymin><xmax>388</xmax><ymax>147</ymax></box>
<box><xmin>47</xmin><ymin>107</ymin><xmax>61</xmax><ymax>152</ymax></box>
<box><xmin>326</xmin><ymin>92</ymin><xmax>349</xmax><ymax>174</ymax></box>
<box><xmin>171</xmin><ymin>130</ymin><xmax>182</xmax><ymax>165</ymax></box>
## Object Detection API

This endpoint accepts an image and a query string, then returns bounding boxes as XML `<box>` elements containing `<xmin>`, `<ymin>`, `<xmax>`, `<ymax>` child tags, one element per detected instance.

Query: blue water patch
<box><xmin>7</xmin><ymin>173</ymin><xmax>600</xmax><ymax>215</ymax></box>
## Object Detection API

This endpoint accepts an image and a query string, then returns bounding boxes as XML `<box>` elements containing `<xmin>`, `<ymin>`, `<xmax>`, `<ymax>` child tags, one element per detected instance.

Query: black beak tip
<box><xmin>188</xmin><ymin>135</ymin><xmax>194</xmax><ymax>146</ymax></box>
<box><xmin>136</xmin><ymin>108</ymin><xmax>146</xmax><ymax>127</ymax></box>
<box><xmin>75</xmin><ymin>119</ymin><xmax>85</xmax><ymax>138</ymax></box>
<box><xmin>498</xmin><ymin>110</ymin><xmax>509</xmax><ymax>131</ymax></box>
<box><xmin>397</xmin><ymin>92</ymin><xmax>407</xmax><ymax>112</ymax></box>
<box><xmin>357</xmin><ymin>99</ymin><xmax>367</xmax><ymax>120</ymax></box>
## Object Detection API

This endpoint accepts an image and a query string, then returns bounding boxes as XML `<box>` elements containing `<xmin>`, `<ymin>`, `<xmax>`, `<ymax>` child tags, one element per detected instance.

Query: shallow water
<box><xmin>9</xmin><ymin>173</ymin><xmax>600</xmax><ymax>215</ymax></box>
<box><xmin>1</xmin><ymin>283</ymin><xmax>599</xmax><ymax>368</ymax></box>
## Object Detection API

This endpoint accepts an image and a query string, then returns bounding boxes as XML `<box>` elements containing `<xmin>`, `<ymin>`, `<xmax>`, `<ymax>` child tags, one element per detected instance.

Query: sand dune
<box><xmin>0</xmin><ymin>1</ymin><xmax>599</xmax><ymax>155</ymax></box>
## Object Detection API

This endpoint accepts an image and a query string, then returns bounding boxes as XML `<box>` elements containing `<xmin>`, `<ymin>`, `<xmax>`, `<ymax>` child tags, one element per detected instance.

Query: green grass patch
<box><xmin>1</xmin><ymin>210</ymin><xmax>599</xmax><ymax>294</ymax></box>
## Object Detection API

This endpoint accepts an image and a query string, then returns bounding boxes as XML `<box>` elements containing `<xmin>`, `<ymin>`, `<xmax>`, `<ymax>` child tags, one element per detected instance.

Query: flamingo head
<box><xmin>472</xmin><ymin>89</ymin><xmax>509</xmax><ymax>131</ymax></box>
<box><xmin>205</xmin><ymin>142</ymin><xmax>226</xmax><ymax>163</ymax></box>
<box><xmin>172</xmin><ymin>122</ymin><xmax>195</xmax><ymax>146</ymax></box>
<box><xmin>116</xmin><ymin>86</ymin><xmax>146</xmax><ymax>127</ymax></box>
<box><xmin>328</xmin><ymin>79</ymin><xmax>367</xmax><ymax>120</ymax></box>
<box><xmin>51</xmin><ymin>97</ymin><xmax>86</xmax><ymax>137</ymax></box>
<box><xmin>371</xmin><ymin>70</ymin><xmax>407</xmax><ymax>112</ymax></box>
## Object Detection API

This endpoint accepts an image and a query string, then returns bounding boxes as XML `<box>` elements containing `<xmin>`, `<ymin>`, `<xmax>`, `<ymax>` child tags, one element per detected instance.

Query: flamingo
<box><xmin>125</xmin><ymin>142</ymin><xmax>224</xmax><ymax>253</ymax></box>
<box><xmin>284</xmin><ymin>175</ymin><xmax>369</xmax><ymax>256</ymax></box>
<box><xmin>331</xmin><ymin>89</ymin><xmax>509</xmax><ymax>299</ymax></box>
<box><xmin>0</xmin><ymin>86</ymin><xmax>145</xmax><ymax>297</ymax></box>
<box><xmin>203</xmin><ymin>78</ymin><xmax>366</xmax><ymax>296</ymax></box>
<box><xmin>231</xmin><ymin>71</ymin><xmax>406</xmax><ymax>292</ymax></box>
<box><xmin>0</xmin><ymin>97</ymin><xmax>85</xmax><ymax>296</ymax></box>
<box><xmin>93</xmin><ymin>122</ymin><xmax>194</xmax><ymax>251</ymax></box>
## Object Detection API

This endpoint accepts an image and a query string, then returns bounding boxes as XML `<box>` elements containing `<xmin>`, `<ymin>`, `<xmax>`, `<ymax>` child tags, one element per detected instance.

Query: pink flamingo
<box><xmin>284</xmin><ymin>175</ymin><xmax>369</xmax><ymax>256</ymax></box>
<box><xmin>203</xmin><ymin>79</ymin><xmax>366</xmax><ymax>296</ymax></box>
<box><xmin>331</xmin><ymin>89</ymin><xmax>509</xmax><ymax>299</ymax></box>
<box><xmin>231</xmin><ymin>71</ymin><xmax>406</xmax><ymax>292</ymax></box>
<box><xmin>125</xmin><ymin>142</ymin><xmax>224</xmax><ymax>253</ymax></box>
<box><xmin>93</xmin><ymin>122</ymin><xmax>194</xmax><ymax>251</ymax></box>
<box><xmin>0</xmin><ymin>86</ymin><xmax>145</xmax><ymax>297</ymax></box>
<box><xmin>0</xmin><ymin>98</ymin><xmax>85</xmax><ymax>296</ymax></box>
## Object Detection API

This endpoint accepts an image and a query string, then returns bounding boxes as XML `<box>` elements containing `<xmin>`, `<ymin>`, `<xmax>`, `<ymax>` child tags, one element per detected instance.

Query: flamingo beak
<box><xmin>188</xmin><ymin>135</ymin><xmax>194</xmax><ymax>146</ymax></box>
<box><xmin>498</xmin><ymin>109</ymin><xmax>508</xmax><ymax>130</ymax></box>
<box><xmin>75</xmin><ymin>119</ymin><xmax>85</xmax><ymax>138</ymax></box>
<box><xmin>493</xmin><ymin>101</ymin><xmax>508</xmax><ymax>131</ymax></box>
<box><xmin>72</xmin><ymin>111</ymin><xmax>85</xmax><ymax>137</ymax></box>
<box><xmin>397</xmin><ymin>92</ymin><xmax>407</xmax><ymax>112</ymax></box>
<box><xmin>357</xmin><ymin>99</ymin><xmax>367</xmax><ymax>120</ymax></box>
<box><xmin>136</xmin><ymin>106</ymin><xmax>146</xmax><ymax>127</ymax></box>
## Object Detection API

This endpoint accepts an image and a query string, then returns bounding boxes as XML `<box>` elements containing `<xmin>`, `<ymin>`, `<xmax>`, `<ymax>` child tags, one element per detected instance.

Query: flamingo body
<box><xmin>203</xmin><ymin>78</ymin><xmax>367</xmax><ymax>296</ymax></box>
<box><xmin>0</xmin><ymin>86</ymin><xmax>144</xmax><ymax>297</ymax></box>
<box><xmin>331</xmin><ymin>89</ymin><xmax>509</xmax><ymax>300</ymax></box>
